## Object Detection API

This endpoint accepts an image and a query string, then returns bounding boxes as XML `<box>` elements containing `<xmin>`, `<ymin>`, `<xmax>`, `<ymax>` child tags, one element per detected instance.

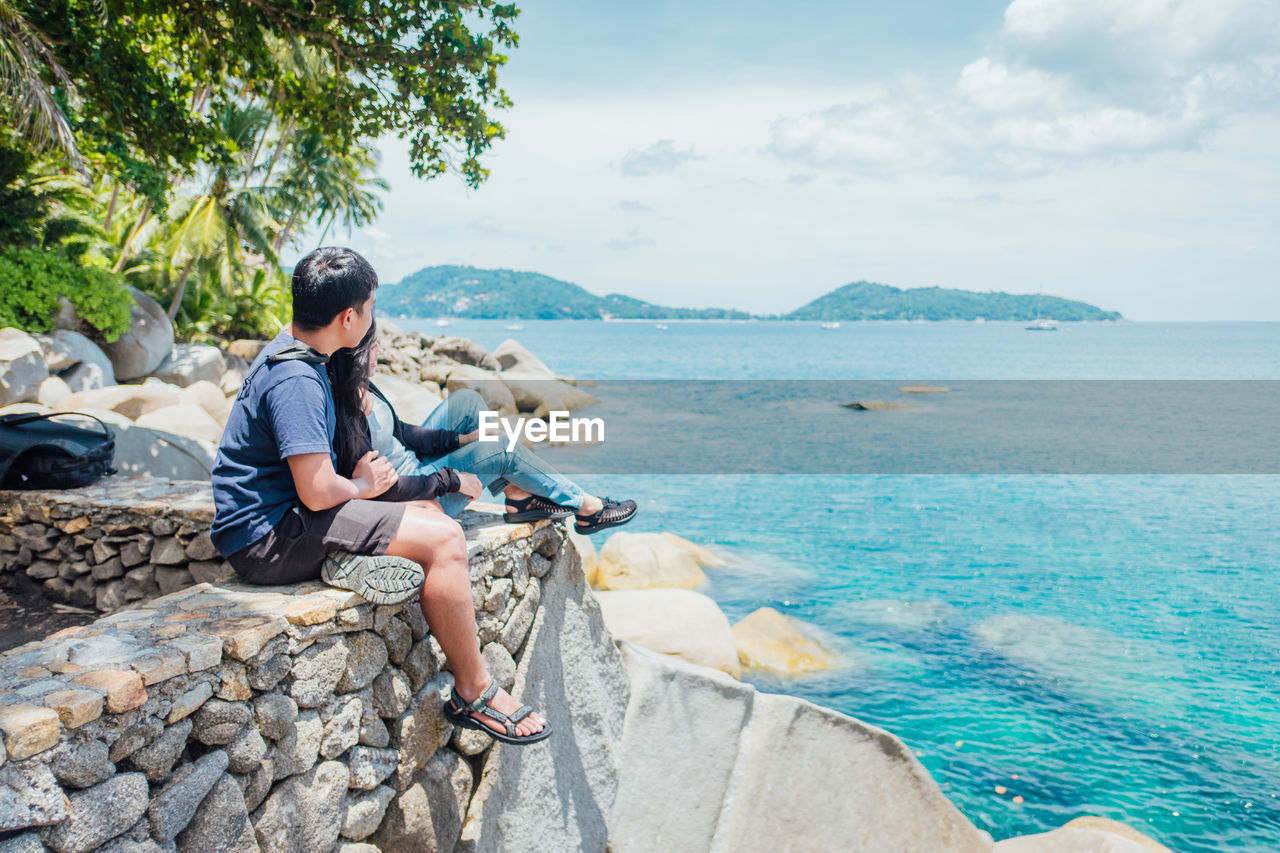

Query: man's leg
<box><xmin>383</xmin><ymin>502</ymin><xmax>546</xmax><ymax>737</ymax></box>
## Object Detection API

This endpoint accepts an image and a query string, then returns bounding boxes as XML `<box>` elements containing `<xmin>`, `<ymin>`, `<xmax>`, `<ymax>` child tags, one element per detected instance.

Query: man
<box><xmin>210</xmin><ymin>247</ymin><xmax>549</xmax><ymax>745</ymax></box>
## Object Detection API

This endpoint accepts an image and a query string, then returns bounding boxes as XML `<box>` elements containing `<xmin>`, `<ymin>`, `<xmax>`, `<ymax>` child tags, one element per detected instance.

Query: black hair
<box><xmin>327</xmin><ymin>319</ymin><xmax>378</xmax><ymax>477</ymax></box>
<box><xmin>291</xmin><ymin>246</ymin><xmax>378</xmax><ymax>331</ymax></box>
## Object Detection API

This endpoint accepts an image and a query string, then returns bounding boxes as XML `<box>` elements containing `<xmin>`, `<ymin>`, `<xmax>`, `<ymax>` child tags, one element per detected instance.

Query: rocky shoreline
<box><xmin>0</xmin><ymin>305</ymin><xmax>1173</xmax><ymax>852</ymax></box>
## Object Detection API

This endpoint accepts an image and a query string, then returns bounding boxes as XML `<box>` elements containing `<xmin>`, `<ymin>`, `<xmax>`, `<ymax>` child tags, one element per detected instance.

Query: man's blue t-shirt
<box><xmin>210</xmin><ymin>330</ymin><xmax>337</xmax><ymax>557</ymax></box>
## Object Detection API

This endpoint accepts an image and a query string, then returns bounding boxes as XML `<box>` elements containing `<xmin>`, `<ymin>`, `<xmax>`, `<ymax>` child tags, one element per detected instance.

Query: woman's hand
<box><xmin>456</xmin><ymin>472</ymin><xmax>483</xmax><ymax>500</ymax></box>
<box><xmin>352</xmin><ymin>450</ymin><xmax>399</xmax><ymax>498</ymax></box>
<box><xmin>458</xmin><ymin>429</ymin><xmax>479</xmax><ymax>446</ymax></box>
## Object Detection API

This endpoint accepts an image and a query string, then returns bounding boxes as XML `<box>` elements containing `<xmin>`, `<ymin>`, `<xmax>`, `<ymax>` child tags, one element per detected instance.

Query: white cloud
<box><xmin>767</xmin><ymin>0</ymin><xmax>1280</xmax><ymax>177</ymax></box>
<box><xmin>617</xmin><ymin>139</ymin><xmax>703</xmax><ymax>176</ymax></box>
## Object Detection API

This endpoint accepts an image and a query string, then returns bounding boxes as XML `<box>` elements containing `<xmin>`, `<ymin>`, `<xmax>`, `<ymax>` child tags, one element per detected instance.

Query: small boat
<box><xmin>505</xmin><ymin>324</ymin><xmax>525</xmax><ymax>331</ymax></box>
<box><xmin>819</xmin><ymin>321</ymin><xmax>840</xmax><ymax>330</ymax></box>
<box><xmin>654</xmin><ymin>323</ymin><xmax>668</xmax><ymax>330</ymax></box>
<box><xmin>435</xmin><ymin>318</ymin><xmax>452</xmax><ymax>327</ymax></box>
<box><xmin>1025</xmin><ymin>287</ymin><xmax>1057</xmax><ymax>331</ymax></box>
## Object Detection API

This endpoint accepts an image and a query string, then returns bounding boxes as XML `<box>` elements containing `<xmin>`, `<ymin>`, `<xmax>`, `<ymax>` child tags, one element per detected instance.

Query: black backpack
<box><xmin>0</xmin><ymin>412</ymin><xmax>117</xmax><ymax>490</ymax></box>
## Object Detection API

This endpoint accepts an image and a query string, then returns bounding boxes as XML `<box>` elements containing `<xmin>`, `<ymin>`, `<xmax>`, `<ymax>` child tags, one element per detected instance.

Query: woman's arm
<box><xmin>371</xmin><ymin>468</ymin><xmax>461</xmax><ymax>502</ymax></box>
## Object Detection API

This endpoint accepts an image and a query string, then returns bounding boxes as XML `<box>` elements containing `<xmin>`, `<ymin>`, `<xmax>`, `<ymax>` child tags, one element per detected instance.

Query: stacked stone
<box><xmin>0</xmin><ymin>480</ymin><xmax>233</xmax><ymax>615</ymax></box>
<box><xmin>0</xmin><ymin>480</ymin><xmax>570</xmax><ymax>852</ymax></box>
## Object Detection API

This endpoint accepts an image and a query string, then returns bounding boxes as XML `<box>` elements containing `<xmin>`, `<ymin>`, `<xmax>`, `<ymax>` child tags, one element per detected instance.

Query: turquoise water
<box><xmin>403</xmin><ymin>318</ymin><xmax>1280</xmax><ymax>851</ymax></box>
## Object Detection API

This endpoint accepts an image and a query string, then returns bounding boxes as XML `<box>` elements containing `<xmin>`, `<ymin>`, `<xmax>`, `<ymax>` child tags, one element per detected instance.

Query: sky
<box><xmin>287</xmin><ymin>0</ymin><xmax>1280</xmax><ymax>321</ymax></box>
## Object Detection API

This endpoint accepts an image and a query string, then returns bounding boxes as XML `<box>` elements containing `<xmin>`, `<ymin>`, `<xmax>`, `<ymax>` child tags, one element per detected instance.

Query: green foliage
<box><xmin>0</xmin><ymin>245</ymin><xmax>134</xmax><ymax>340</ymax></box>
<box><xmin>785</xmin><ymin>281</ymin><xmax>1123</xmax><ymax>322</ymax></box>
<box><xmin>378</xmin><ymin>265</ymin><xmax>753</xmax><ymax>320</ymax></box>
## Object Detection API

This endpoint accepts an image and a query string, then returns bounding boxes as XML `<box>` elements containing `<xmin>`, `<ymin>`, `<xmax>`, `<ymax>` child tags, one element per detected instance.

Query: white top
<box><xmin>367</xmin><ymin>393</ymin><xmax>421</xmax><ymax>476</ymax></box>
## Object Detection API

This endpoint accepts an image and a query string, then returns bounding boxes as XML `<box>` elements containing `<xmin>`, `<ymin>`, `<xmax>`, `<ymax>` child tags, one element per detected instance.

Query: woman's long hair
<box><xmin>327</xmin><ymin>320</ymin><xmax>377</xmax><ymax>477</ymax></box>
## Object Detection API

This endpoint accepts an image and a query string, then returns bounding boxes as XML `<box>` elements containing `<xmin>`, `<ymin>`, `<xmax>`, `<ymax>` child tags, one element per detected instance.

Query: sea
<box><xmin>400</xmin><ymin>317</ymin><xmax>1280</xmax><ymax>852</ymax></box>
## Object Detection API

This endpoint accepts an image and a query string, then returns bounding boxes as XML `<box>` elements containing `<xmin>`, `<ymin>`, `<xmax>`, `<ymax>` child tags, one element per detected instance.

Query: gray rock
<box><xmin>237</xmin><ymin>759</ymin><xmax>274</xmax><ymax>814</ymax></box>
<box><xmin>252</xmin><ymin>693</ymin><xmax>297</xmax><ymax>742</ymax></box>
<box><xmin>100</xmin><ymin>288</ymin><xmax>174</xmax><ymax>381</ymax></box>
<box><xmin>371</xmin><ymin>667</ymin><xmax>412</xmax><ymax>719</ymax></box>
<box><xmin>60</xmin><ymin>360</ymin><xmax>111</xmax><ymax>393</ymax></box>
<box><xmin>50</xmin><ymin>738</ymin><xmax>115</xmax><ymax>789</ymax></box>
<box><xmin>34</xmin><ymin>330</ymin><xmax>115</xmax><ymax>383</ymax></box>
<box><xmin>290</xmin><ymin>638</ymin><xmax>350</xmax><ymax>708</ymax></box>
<box><xmin>481</xmin><ymin>643</ymin><xmax>517</xmax><ymax>693</ymax></box>
<box><xmin>151</xmin><ymin>344</ymin><xmax>226</xmax><ymax>388</ymax></box>
<box><xmin>226</xmin><ymin>725</ymin><xmax>268</xmax><ymax>774</ymax></box>
<box><xmin>149</xmin><ymin>536</ymin><xmax>186</xmax><ymax>565</ymax></box>
<box><xmin>127</xmin><ymin>718</ymin><xmax>192</xmax><ymax>781</ymax></box>
<box><xmin>401</xmin><ymin>639</ymin><xmax>438</xmax><ymax>693</ymax></box>
<box><xmin>176</xmin><ymin>774</ymin><xmax>257</xmax><ymax>853</ymax></box>
<box><xmin>319</xmin><ymin>697</ymin><xmax>361</xmax><ymax>760</ymax></box>
<box><xmin>94</xmin><ymin>836</ymin><xmax>167</xmax><ymax>853</ymax></box>
<box><xmin>270</xmin><ymin>710</ymin><xmax>320</xmax><ymax>780</ymax></box>
<box><xmin>340</xmin><ymin>785</ymin><xmax>395</xmax><ymax>841</ymax></box>
<box><xmin>192</xmin><ymin>700</ymin><xmax>251</xmax><ymax>746</ymax></box>
<box><xmin>185</xmin><ymin>532</ymin><xmax>218</xmax><ymax>562</ymax></box>
<box><xmin>96</xmin><ymin>579</ymin><xmax>127</xmax><ymax>612</ymax></box>
<box><xmin>44</xmin><ymin>772</ymin><xmax>148</xmax><ymax>853</ymax></box>
<box><xmin>380</xmin><ymin>618</ymin><xmax>412</xmax><ymax>665</ymax></box>
<box><xmin>498</xmin><ymin>576</ymin><xmax>540</xmax><ymax>654</ymax></box>
<box><xmin>109</xmin><ymin>717</ymin><xmax>165</xmax><ymax>763</ymax></box>
<box><xmin>147</xmin><ymin>749</ymin><xmax>229</xmax><ymax>843</ymax></box>
<box><xmin>372</xmin><ymin>749</ymin><xmax>471</xmax><ymax>853</ymax></box>
<box><xmin>155</xmin><ymin>566</ymin><xmax>194</xmax><ymax>596</ymax></box>
<box><xmin>431</xmin><ymin>336</ymin><xmax>499</xmax><ymax>371</ymax></box>
<box><xmin>334</xmin><ymin>633</ymin><xmax>385</xmax><ymax>694</ymax></box>
<box><xmin>345</xmin><ymin>746</ymin><xmax>397</xmax><ymax>791</ymax></box>
<box><xmin>252</xmin><ymin>760</ymin><xmax>349</xmax><ymax>853</ymax></box>
<box><xmin>0</xmin><ymin>831</ymin><xmax>44</xmax><ymax>853</ymax></box>
<box><xmin>247</xmin><ymin>654</ymin><xmax>290</xmax><ymax>692</ymax></box>
<box><xmin>0</xmin><ymin>760</ymin><xmax>69</xmax><ymax>831</ymax></box>
<box><xmin>0</xmin><ymin>329</ymin><xmax>49</xmax><ymax>406</ymax></box>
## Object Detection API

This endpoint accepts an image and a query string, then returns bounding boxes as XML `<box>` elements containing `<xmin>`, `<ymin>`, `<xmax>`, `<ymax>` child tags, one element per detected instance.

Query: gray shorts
<box><xmin>227</xmin><ymin>500</ymin><xmax>406</xmax><ymax>585</ymax></box>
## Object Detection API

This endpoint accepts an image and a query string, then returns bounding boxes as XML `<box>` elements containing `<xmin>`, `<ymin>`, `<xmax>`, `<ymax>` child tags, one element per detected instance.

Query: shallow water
<box><xmin>402</xmin><ymin>318</ymin><xmax>1280</xmax><ymax>851</ymax></box>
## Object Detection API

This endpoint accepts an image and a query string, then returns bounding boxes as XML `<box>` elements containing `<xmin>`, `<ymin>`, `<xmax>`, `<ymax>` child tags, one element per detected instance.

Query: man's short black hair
<box><xmin>291</xmin><ymin>247</ymin><xmax>378</xmax><ymax>331</ymax></box>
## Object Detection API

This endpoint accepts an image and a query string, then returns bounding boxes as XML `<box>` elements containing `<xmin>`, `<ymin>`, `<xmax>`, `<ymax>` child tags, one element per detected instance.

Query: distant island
<box><xmin>376</xmin><ymin>265</ymin><xmax>1123</xmax><ymax>322</ymax></box>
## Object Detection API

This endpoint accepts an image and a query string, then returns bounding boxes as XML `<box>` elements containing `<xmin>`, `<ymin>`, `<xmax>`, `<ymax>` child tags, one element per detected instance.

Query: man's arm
<box><xmin>287</xmin><ymin>450</ymin><xmax>397</xmax><ymax>511</ymax></box>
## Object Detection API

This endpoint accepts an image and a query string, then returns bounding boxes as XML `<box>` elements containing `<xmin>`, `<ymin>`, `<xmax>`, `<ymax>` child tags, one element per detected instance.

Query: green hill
<box><xmin>376</xmin><ymin>266</ymin><xmax>1122</xmax><ymax>322</ymax></box>
<box><xmin>785</xmin><ymin>281</ymin><xmax>1122</xmax><ymax>322</ymax></box>
<box><xmin>376</xmin><ymin>266</ymin><xmax>750</xmax><ymax>320</ymax></box>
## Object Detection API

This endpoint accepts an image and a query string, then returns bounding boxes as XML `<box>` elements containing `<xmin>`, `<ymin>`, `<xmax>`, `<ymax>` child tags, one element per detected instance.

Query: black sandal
<box><xmin>574</xmin><ymin>496</ymin><xmax>638</xmax><ymax>535</ymax></box>
<box><xmin>503</xmin><ymin>495</ymin><xmax>576</xmax><ymax>523</ymax></box>
<box><xmin>443</xmin><ymin>679</ymin><xmax>552</xmax><ymax>745</ymax></box>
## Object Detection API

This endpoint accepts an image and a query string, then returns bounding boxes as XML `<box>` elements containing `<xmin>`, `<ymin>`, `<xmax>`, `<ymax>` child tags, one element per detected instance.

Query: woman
<box><xmin>328</xmin><ymin>322</ymin><xmax>637</xmax><ymax>533</ymax></box>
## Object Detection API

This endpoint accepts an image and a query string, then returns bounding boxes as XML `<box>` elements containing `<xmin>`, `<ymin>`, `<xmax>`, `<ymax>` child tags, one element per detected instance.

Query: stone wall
<box><xmin>0</xmin><ymin>478</ymin><xmax>614</xmax><ymax>853</ymax></box>
<box><xmin>0</xmin><ymin>481</ymin><xmax>232</xmax><ymax>616</ymax></box>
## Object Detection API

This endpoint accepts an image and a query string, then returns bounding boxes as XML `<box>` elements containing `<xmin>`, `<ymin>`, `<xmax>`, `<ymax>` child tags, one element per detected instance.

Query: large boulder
<box><xmin>596</xmin><ymin>531</ymin><xmax>707</xmax><ymax>591</ymax></box>
<box><xmin>0</xmin><ymin>328</ymin><xmax>49</xmax><ymax>406</ymax></box>
<box><xmin>444</xmin><ymin>365</ymin><xmax>516</xmax><ymax>415</ymax></box>
<box><xmin>55</xmin><ymin>379</ymin><xmax>184</xmax><ymax>421</ymax></box>
<box><xmin>219</xmin><ymin>352</ymin><xmax>249</xmax><ymax>397</ymax></box>
<box><xmin>431</xmin><ymin>336</ymin><xmax>499</xmax><ymax>371</ymax></box>
<box><xmin>179</xmin><ymin>381</ymin><xmax>233</xmax><ymax>426</ymax></box>
<box><xmin>135</xmin><ymin>403</ymin><xmax>224</xmax><ymax>444</ymax></box>
<box><xmin>731</xmin><ymin>606</ymin><xmax>840</xmax><ymax>675</ymax></box>
<box><xmin>151</xmin><ymin>343</ymin><xmax>227</xmax><ymax>388</ymax></box>
<box><xmin>36</xmin><ymin>376</ymin><xmax>72</xmax><ymax>407</ymax></box>
<box><xmin>491</xmin><ymin>339</ymin><xmax>554</xmax><ymax>378</ymax></box>
<box><xmin>658</xmin><ymin>532</ymin><xmax>731</xmax><ymax>568</ymax></box>
<box><xmin>78</xmin><ymin>408</ymin><xmax>216</xmax><ymax>478</ymax></box>
<box><xmin>595</xmin><ymin>588</ymin><xmax>741</xmax><ymax>678</ymax></box>
<box><xmin>994</xmin><ymin>827</ymin><xmax>1158</xmax><ymax>853</ymax></box>
<box><xmin>499</xmin><ymin>377</ymin><xmax>598</xmax><ymax>418</ymax></box>
<box><xmin>372</xmin><ymin>373</ymin><xmax>443</xmax><ymax>427</ymax></box>
<box><xmin>608</xmin><ymin>642</ymin><xmax>993</xmax><ymax>852</ymax></box>
<box><xmin>99</xmin><ymin>287</ymin><xmax>174</xmax><ymax>380</ymax></box>
<box><xmin>566</xmin><ymin>528</ymin><xmax>598</xmax><ymax>587</ymax></box>
<box><xmin>457</xmin><ymin>521</ymin><xmax>629</xmax><ymax>853</ymax></box>
<box><xmin>225</xmin><ymin>339</ymin><xmax>267</xmax><ymax>362</ymax></box>
<box><xmin>32</xmin><ymin>329</ymin><xmax>116</xmax><ymax>388</ymax></box>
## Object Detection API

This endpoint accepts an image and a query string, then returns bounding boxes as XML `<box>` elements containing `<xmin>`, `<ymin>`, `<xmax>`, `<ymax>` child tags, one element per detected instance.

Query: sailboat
<box><xmin>1025</xmin><ymin>287</ymin><xmax>1057</xmax><ymax>331</ymax></box>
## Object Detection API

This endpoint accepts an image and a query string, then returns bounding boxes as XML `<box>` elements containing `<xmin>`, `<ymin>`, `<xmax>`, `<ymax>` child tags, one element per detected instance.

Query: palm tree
<box><xmin>0</xmin><ymin>0</ymin><xmax>83</xmax><ymax>173</ymax></box>
<box><xmin>272</xmin><ymin>128</ymin><xmax>387</xmax><ymax>252</ymax></box>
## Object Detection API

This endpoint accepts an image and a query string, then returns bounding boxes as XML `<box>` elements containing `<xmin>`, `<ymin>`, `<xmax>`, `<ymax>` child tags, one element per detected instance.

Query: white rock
<box><xmin>34</xmin><ymin>330</ymin><xmax>115</xmax><ymax>384</ymax></box>
<box><xmin>99</xmin><ymin>288</ymin><xmax>174</xmax><ymax>381</ymax></box>
<box><xmin>60</xmin><ymin>360</ymin><xmax>112</xmax><ymax>393</ymax></box>
<box><xmin>595</xmin><ymin>588</ymin><xmax>741</xmax><ymax>678</ymax></box>
<box><xmin>371</xmin><ymin>373</ymin><xmax>444</xmax><ymax>427</ymax></box>
<box><xmin>78</xmin><ymin>407</ymin><xmax>216</xmax><ymax>478</ymax></box>
<box><xmin>36</xmin><ymin>376</ymin><xmax>72</xmax><ymax>407</ymax></box>
<box><xmin>596</xmin><ymin>531</ymin><xmax>707</xmax><ymax>591</ymax></box>
<box><xmin>55</xmin><ymin>381</ymin><xmax>183</xmax><ymax>421</ymax></box>
<box><xmin>444</xmin><ymin>364</ymin><xmax>516</xmax><ymax>415</ymax></box>
<box><xmin>994</xmin><ymin>827</ymin><xmax>1155</xmax><ymax>853</ymax></box>
<box><xmin>500</xmin><ymin>376</ymin><xmax>598</xmax><ymax>418</ymax></box>
<box><xmin>151</xmin><ymin>343</ymin><xmax>227</xmax><ymax>388</ymax></box>
<box><xmin>608</xmin><ymin>642</ymin><xmax>993</xmax><ymax>853</ymax></box>
<box><xmin>179</xmin><ymin>381</ymin><xmax>233</xmax><ymax>425</ymax></box>
<box><xmin>0</xmin><ymin>328</ymin><xmax>49</xmax><ymax>406</ymax></box>
<box><xmin>491</xmin><ymin>339</ymin><xmax>555</xmax><ymax>378</ymax></box>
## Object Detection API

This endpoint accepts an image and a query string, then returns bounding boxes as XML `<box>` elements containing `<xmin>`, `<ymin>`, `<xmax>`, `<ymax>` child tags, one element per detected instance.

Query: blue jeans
<box><xmin>413</xmin><ymin>389</ymin><xmax>587</xmax><ymax>517</ymax></box>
